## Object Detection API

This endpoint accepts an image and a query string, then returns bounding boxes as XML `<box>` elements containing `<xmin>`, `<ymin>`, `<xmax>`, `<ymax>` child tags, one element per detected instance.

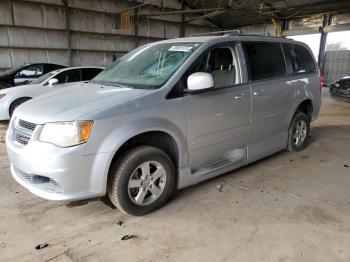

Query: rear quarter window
<box><xmin>283</xmin><ymin>43</ymin><xmax>317</xmax><ymax>74</ymax></box>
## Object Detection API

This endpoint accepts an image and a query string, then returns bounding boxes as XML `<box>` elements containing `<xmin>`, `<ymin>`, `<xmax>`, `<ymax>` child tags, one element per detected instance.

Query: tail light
<box><xmin>320</xmin><ymin>74</ymin><xmax>324</xmax><ymax>91</ymax></box>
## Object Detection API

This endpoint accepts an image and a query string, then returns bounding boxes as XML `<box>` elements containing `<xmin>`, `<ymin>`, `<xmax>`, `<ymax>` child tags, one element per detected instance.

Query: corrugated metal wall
<box><xmin>0</xmin><ymin>0</ymin><xmax>215</xmax><ymax>73</ymax></box>
<box><xmin>324</xmin><ymin>50</ymin><xmax>350</xmax><ymax>86</ymax></box>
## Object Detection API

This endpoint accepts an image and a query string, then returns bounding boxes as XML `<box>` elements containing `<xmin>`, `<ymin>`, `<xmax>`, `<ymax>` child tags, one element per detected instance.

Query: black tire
<box><xmin>9</xmin><ymin>97</ymin><xmax>31</xmax><ymax>118</ymax></box>
<box><xmin>107</xmin><ymin>146</ymin><xmax>176</xmax><ymax>216</ymax></box>
<box><xmin>287</xmin><ymin>111</ymin><xmax>310</xmax><ymax>152</ymax></box>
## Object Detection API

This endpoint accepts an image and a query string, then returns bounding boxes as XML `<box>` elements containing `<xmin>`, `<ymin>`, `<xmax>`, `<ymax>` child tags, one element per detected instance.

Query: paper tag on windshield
<box><xmin>169</xmin><ymin>46</ymin><xmax>193</xmax><ymax>52</ymax></box>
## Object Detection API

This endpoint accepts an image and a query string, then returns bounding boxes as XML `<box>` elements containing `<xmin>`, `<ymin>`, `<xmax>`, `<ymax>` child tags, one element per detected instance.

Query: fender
<box><xmin>84</xmin><ymin>116</ymin><xmax>189</xmax><ymax>194</ymax></box>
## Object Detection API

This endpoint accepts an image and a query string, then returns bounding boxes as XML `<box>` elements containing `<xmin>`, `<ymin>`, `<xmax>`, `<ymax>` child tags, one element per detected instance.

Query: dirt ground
<box><xmin>0</xmin><ymin>88</ymin><xmax>350</xmax><ymax>262</ymax></box>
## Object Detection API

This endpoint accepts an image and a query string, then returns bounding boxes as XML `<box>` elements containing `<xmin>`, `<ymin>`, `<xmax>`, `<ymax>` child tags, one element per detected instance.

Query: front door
<box><xmin>184</xmin><ymin>44</ymin><xmax>251</xmax><ymax>172</ymax></box>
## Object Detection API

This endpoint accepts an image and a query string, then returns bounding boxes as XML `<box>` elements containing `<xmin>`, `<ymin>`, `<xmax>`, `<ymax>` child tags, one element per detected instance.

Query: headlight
<box><xmin>39</xmin><ymin>121</ymin><xmax>93</xmax><ymax>147</ymax></box>
<box><xmin>0</xmin><ymin>94</ymin><xmax>6</xmax><ymax>99</ymax></box>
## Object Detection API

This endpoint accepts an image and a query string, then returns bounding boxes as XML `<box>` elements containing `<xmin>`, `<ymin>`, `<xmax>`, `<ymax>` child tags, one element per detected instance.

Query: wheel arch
<box><xmin>287</xmin><ymin>99</ymin><xmax>313</xmax><ymax>127</ymax></box>
<box><xmin>9</xmin><ymin>96</ymin><xmax>32</xmax><ymax>116</ymax></box>
<box><xmin>105</xmin><ymin>130</ymin><xmax>181</xmax><ymax>192</ymax></box>
<box><xmin>295</xmin><ymin>99</ymin><xmax>313</xmax><ymax>120</ymax></box>
<box><xmin>110</xmin><ymin>130</ymin><xmax>180</xmax><ymax>168</ymax></box>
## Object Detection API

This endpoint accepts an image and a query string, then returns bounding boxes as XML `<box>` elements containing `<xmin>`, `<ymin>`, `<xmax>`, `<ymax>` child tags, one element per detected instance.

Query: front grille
<box><xmin>18</xmin><ymin>119</ymin><xmax>36</xmax><ymax>131</ymax></box>
<box><xmin>15</xmin><ymin>168</ymin><xmax>32</xmax><ymax>182</ymax></box>
<box><xmin>13</xmin><ymin>119</ymin><xmax>37</xmax><ymax>145</ymax></box>
<box><xmin>14</xmin><ymin>132</ymin><xmax>31</xmax><ymax>145</ymax></box>
<box><xmin>14</xmin><ymin>166</ymin><xmax>63</xmax><ymax>193</ymax></box>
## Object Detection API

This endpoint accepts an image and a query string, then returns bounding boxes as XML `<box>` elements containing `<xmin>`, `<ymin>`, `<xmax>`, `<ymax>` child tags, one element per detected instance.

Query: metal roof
<box><xmin>183</xmin><ymin>0</ymin><xmax>350</xmax><ymax>28</ymax></box>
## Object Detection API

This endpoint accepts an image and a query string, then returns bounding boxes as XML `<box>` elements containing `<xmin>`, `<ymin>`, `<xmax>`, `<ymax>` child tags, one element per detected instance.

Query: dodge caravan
<box><xmin>6</xmin><ymin>34</ymin><xmax>321</xmax><ymax>216</ymax></box>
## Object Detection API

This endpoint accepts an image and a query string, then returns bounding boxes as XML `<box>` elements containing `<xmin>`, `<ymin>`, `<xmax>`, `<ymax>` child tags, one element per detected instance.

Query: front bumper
<box><xmin>0</xmin><ymin>98</ymin><xmax>10</xmax><ymax>120</ymax></box>
<box><xmin>330</xmin><ymin>85</ymin><xmax>350</xmax><ymax>102</ymax></box>
<box><xmin>6</xmin><ymin>119</ymin><xmax>111</xmax><ymax>201</ymax></box>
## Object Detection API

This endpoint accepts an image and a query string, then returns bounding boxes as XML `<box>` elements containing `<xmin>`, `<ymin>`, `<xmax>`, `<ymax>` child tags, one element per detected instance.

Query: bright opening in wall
<box><xmin>326</xmin><ymin>31</ymin><xmax>350</xmax><ymax>51</ymax></box>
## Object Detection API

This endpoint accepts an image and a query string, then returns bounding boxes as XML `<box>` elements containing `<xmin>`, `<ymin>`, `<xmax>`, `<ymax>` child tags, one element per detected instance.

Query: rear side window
<box><xmin>283</xmin><ymin>44</ymin><xmax>317</xmax><ymax>74</ymax></box>
<box><xmin>82</xmin><ymin>68</ymin><xmax>103</xmax><ymax>81</ymax></box>
<box><xmin>243</xmin><ymin>42</ymin><xmax>286</xmax><ymax>81</ymax></box>
<box><xmin>55</xmin><ymin>69</ymin><xmax>81</xmax><ymax>84</ymax></box>
<box><xmin>16</xmin><ymin>64</ymin><xmax>44</xmax><ymax>78</ymax></box>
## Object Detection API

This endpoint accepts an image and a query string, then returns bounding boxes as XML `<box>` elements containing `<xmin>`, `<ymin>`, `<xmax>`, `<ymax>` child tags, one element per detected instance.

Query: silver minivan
<box><xmin>6</xmin><ymin>34</ymin><xmax>321</xmax><ymax>216</ymax></box>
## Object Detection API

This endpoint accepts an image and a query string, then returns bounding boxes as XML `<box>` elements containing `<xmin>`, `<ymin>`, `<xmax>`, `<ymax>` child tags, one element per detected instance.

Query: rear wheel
<box><xmin>107</xmin><ymin>146</ymin><xmax>175</xmax><ymax>216</ymax></box>
<box><xmin>287</xmin><ymin>112</ymin><xmax>310</xmax><ymax>152</ymax></box>
<box><xmin>9</xmin><ymin>97</ymin><xmax>31</xmax><ymax>118</ymax></box>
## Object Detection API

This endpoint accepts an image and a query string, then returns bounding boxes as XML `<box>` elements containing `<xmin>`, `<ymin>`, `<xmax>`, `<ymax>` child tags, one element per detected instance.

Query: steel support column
<box><xmin>63</xmin><ymin>0</ymin><xmax>72</xmax><ymax>66</ymax></box>
<box><xmin>318</xmin><ymin>14</ymin><xmax>332</xmax><ymax>74</ymax></box>
<box><xmin>180</xmin><ymin>1</ymin><xmax>186</xmax><ymax>37</ymax></box>
<box><xmin>133</xmin><ymin>0</ymin><xmax>139</xmax><ymax>48</ymax></box>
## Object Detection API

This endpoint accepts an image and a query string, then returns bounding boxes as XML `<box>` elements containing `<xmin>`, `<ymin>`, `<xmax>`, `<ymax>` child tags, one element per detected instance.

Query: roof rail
<box><xmin>190</xmin><ymin>29</ymin><xmax>241</xmax><ymax>37</ymax></box>
<box><xmin>247</xmin><ymin>32</ymin><xmax>271</xmax><ymax>37</ymax></box>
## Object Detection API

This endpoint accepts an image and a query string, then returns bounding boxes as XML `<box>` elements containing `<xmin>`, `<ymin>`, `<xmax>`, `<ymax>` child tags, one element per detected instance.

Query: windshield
<box><xmin>93</xmin><ymin>42</ymin><xmax>201</xmax><ymax>89</ymax></box>
<box><xmin>31</xmin><ymin>72</ymin><xmax>55</xmax><ymax>84</ymax></box>
<box><xmin>1</xmin><ymin>64</ymin><xmax>27</xmax><ymax>76</ymax></box>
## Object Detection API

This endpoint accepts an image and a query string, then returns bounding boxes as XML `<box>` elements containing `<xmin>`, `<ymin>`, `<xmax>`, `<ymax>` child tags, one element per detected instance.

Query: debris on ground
<box><xmin>1</xmin><ymin>243</ymin><xmax>6</xmax><ymax>248</ymax></box>
<box><xmin>121</xmin><ymin>235</ymin><xmax>136</xmax><ymax>241</ymax></box>
<box><xmin>301</xmin><ymin>155</ymin><xmax>309</xmax><ymax>159</ymax></box>
<box><xmin>217</xmin><ymin>184</ymin><xmax>223</xmax><ymax>192</ymax></box>
<box><xmin>289</xmin><ymin>159</ymin><xmax>293</xmax><ymax>162</ymax></box>
<box><xmin>117</xmin><ymin>221</ymin><xmax>123</xmax><ymax>226</ymax></box>
<box><xmin>35</xmin><ymin>243</ymin><xmax>49</xmax><ymax>250</ymax></box>
<box><xmin>344</xmin><ymin>164</ymin><xmax>349</xmax><ymax>168</ymax></box>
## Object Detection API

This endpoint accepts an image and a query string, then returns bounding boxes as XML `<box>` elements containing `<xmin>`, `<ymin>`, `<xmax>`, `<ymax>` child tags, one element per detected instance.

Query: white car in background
<box><xmin>0</xmin><ymin>66</ymin><xmax>104</xmax><ymax>120</ymax></box>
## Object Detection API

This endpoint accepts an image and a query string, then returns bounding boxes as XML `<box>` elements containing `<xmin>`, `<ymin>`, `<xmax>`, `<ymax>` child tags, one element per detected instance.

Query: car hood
<box><xmin>0</xmin><ymin>84</ymin><xmax>41</xmax><ymax>95</ymax></box>
<box><xmin>14</xmin><ymin>83</ymin><xmax>150</xmax><ymax>124</ymax></box>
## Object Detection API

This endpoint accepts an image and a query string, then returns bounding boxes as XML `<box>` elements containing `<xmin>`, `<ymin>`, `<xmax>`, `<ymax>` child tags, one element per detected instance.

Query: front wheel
<box><xmin>107</xmin><ymin>146</ymin><xmax>176</xmax><ymax>216</ymax></box>
<box><xmin>287</xmin><ymin>112</ymin><xmax>310</xmax><ymax>152</ymax></box>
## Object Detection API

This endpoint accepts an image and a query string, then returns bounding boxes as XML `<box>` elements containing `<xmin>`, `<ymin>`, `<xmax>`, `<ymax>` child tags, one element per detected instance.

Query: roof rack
<box><xmin>190</xmin><ymin>29</ymin><xmax>241</xmax><ymax>37</ymax></box>
<box><xmin>190</xmin><ymin>30</ymin><xmax>279</xmax><ymax>38</ymax></box>
<box><xmin>247</xmin><ymin>32</ymin><xmax>271</xmax><ymax>37</ymax></box>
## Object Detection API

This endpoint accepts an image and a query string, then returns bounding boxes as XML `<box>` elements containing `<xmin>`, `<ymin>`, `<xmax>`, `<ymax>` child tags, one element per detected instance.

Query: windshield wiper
<box><xmin>90</xmin><ymin>80</ymin><xmax>132</xmax><ymax>89</ymax></box>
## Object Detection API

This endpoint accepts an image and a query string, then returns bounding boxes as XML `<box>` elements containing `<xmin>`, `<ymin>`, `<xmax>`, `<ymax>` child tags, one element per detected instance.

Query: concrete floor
<box><xmin>0</xmin><ymin>88</ymin><xmax>350</xmax><ymax>262</ymax></box>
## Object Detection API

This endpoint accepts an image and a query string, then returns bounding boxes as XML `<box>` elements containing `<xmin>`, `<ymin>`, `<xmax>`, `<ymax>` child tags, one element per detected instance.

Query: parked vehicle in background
<box><xmin>330</xmin><ymin>76</ymin><xmax>350</xmax><ymax>102</ymax></box>
<box><xmin>0</xmin><ymin>63</ymin><xmax>66</xmax><ymax>89</ymax></box>
<box><xmin>6</xmin><ymin>34</ymin><xmax>321</xmax><ymax>216</ymax></box>
<box><xmin>0</xmin><ymin>66</ymin><xmax>104</xmax><ymax>120</ymax></box>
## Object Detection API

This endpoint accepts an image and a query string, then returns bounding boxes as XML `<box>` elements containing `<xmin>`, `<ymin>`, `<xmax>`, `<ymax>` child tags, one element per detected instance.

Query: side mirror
<box><xmin>48</xmin><ymin>78</ymin><xmax>58</xmax><ymax>87</ymax></box>
<box><xmin>187</xmin><ymin>72</ymin><xmax>214</xmax><ymax>93</ymax></box>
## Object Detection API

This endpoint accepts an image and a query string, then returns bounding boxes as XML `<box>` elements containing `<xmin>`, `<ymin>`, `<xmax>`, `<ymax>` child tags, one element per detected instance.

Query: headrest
<box><xmin>210</xmin><ymin>49</ymin><xmax>233</xmax><ymax>70</ymax></box>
